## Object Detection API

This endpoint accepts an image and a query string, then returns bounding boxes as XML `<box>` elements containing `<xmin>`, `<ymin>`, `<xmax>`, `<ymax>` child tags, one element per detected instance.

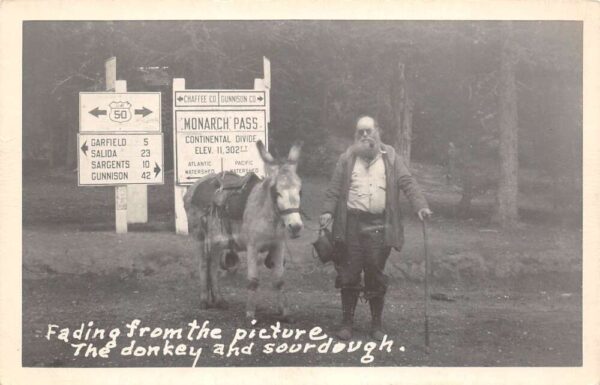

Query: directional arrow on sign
<box><xmin>135</xmin><ymin>107</ymin><xmax>153</xmax><ymax>117</ymax></box>
<box><xmin>80</xmin><ymin>140</ymin><xmax>88</xmax><ymax>156</ymax></box>
<box><xmin>177</xmin><ymin>96</ymin><xmax>184</xmax><ymax>102</ymax></box>
<box><xmin>257</xmin><ymin>96</ymin><xmax>264</xmax><ymax>101</ymax></box>
<box><xmin>89</xmin><ymin>107</ymin><xmax>107</xmax><ymax>118</ymax></box>
<box><xmin>154</xmin><ymin>162</ymin><xmax>161</xmax><ymax>177</ymax></box>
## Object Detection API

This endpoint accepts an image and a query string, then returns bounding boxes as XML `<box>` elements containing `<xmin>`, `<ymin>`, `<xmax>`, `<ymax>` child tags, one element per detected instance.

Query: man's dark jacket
<box><xmin>322</xmin><ymin>143</ymin><xmax>429</xmax><ymax>251</ymax></box>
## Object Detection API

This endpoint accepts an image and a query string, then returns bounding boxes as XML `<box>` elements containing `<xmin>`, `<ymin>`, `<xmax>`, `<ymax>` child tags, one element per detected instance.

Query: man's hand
<box><xmin>418</xmin><ymin>208</ymin><xmax>433</xmax><ymax>221</ymax></box>
<box><xmin>319</xmin><ymin>213</ymin><xmax>333</xmax><ymax>228</ymax></box>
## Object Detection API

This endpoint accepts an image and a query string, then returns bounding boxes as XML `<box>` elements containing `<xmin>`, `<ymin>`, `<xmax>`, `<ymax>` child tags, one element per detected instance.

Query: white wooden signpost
<box><xmin>78</xmin><ymin>57</ymin><xmax>164</xmax><ymax>233</ymax></box>
<box><xmin>173</xmin><ymin>57</ymin><xmax>271</xmax><ymax>234</ymax></box>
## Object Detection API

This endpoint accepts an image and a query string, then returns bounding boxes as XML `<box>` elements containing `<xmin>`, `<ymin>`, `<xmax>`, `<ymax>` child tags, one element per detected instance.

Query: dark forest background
<box><xmin>22</xmin><ymin>21</ymin><xmax>582</xmax><ymax>227</ymax></box>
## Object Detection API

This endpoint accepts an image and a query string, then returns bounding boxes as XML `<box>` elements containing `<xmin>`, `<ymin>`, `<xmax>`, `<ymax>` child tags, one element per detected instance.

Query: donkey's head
<box><xmin>256</xmin><ymin>140</ymin><xmax>304</xmax><ymax>238</ymax></box>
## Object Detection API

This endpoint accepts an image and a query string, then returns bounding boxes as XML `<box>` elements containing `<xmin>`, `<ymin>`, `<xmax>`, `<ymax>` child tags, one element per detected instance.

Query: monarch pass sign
<box><xmin>174</xmin><ymin>90</ymin><xmax>268</xmax><ymax>185</ymax></box>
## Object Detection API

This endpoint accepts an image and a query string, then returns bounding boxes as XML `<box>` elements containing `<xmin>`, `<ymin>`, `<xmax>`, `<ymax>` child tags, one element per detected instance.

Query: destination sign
<box><xmin>78</xmin><ymin>133</ymin><xmax>164</xmax><ymax>186</ymax></box>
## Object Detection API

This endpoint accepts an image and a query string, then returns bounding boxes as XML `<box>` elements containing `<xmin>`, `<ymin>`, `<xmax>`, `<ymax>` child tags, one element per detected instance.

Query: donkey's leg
<box><xmin>198</xmin><ymin>239</ymin><xmax>210</xmax><ymax>310</ymax></box>
<box><xmin>208</xmin><ymin>247</ymin><xmax>228</xmax><ymax>309</ymax></box>
<box><xmin>245</xmin><ymin>245</ymin><xmax>260</xmax><ymax>323</ymax></box>
<box><xmin>271</xmin><ymin>243</ymin><xmax>291</xmax><ymax>322</ymax></box>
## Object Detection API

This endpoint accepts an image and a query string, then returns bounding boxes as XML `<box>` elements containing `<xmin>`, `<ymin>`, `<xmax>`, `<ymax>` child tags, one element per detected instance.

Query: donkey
<box><xmin>184</xmin><ymin>140</ymin><xmax>303</xmax><ymax>323</ymax></box>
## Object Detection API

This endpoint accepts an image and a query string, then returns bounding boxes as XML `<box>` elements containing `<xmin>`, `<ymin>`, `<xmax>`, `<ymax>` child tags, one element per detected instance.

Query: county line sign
<box><xmin>80</xmin><ymin>92</ymin><xmax>161</xmax><ymax>132</ymax></box>
<box><xmin>174</xmin><ymin>90</ymin><xmax>266</xmax><ymax>108</ymax></box>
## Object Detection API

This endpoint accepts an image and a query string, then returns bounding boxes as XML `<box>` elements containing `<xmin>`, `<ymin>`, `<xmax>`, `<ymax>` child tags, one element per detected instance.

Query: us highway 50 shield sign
<box><xmin>79</xmin><ymin>92</ymin><xmax>161</xmax><ymax>133</ymax></box>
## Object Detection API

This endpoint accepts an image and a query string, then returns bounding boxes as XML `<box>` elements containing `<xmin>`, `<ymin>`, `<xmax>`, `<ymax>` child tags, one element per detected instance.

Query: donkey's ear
<box><xmin>262</xmin><ymin>177</ymin><xmax>274</xmax><ymax>190</ymax></box>
<box><xmin>287</xmin><ymin>140</ymin><xmax>303</xmax><ymax>164</ymax></box>
<box><xmin>256</xmin><ymin>140</ymin><xmax>275</xmax><ymax>164</ymax></box>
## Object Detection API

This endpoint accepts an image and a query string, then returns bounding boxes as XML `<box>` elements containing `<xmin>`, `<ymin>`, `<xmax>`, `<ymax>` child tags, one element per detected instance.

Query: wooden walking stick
<box><xmin>422</xmin><ymin>217</ymin><xmax>430</xmax><ymax>349</ymax></box>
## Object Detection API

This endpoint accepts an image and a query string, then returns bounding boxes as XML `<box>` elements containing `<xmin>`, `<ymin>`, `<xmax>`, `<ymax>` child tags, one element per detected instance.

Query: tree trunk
<box><xmin>492</xmin><ymin>25</ymin><xmax>519</xmax><ymax>227</ymax></box>
<box><xmin>65</xmin><ymin>120</ymin><xmax>78</xmax><ymax>170</ymax></box>
<box><xmin>457</xmin><ymin>173</ymin><xmax>473</xmax><ymax>217</ymax></box>
<box><xmin>47</xmin><ymin>100</ymin><xmax>59</xmax><ymax>169</ymax></box>
<box><xmin>391</xmin><ymin>61</ymin><xmax>413</xmax><ymax>164</ymax></box>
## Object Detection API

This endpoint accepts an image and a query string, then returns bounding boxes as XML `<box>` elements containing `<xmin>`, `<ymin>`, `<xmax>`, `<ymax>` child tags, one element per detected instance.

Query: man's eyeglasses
<box><xmin>357</xmin><ymin>128</ymin><xmax>374</xmax><ymax>136</ymax></box>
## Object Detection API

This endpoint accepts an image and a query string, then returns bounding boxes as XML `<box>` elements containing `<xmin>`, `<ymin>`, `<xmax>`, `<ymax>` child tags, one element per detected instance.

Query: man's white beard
<box><xmin>352</xmin><ymin>137</ymin><xmax>380</xmax><ymax>160</ymax></box>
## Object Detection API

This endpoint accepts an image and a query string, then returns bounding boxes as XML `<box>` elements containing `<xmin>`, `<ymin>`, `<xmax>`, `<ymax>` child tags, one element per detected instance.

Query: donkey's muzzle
<box><xmin>287</xmin><ymin>222</ymin><xmax>303</xmax><ymax>238</ymax></box>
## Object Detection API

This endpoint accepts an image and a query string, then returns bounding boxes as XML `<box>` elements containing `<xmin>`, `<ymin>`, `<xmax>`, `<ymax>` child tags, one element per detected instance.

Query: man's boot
<box><xmin>336</xmin><ymin>289</ymin><xmax>359</xmax><ymax>340</ymax></box>
<box><xmin>369</xmin><ymin>296</ymin><xmax>385</xmax><ymax>341</ymax></box>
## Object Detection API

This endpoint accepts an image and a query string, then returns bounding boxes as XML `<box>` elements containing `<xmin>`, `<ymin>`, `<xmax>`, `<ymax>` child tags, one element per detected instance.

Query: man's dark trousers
<box><xmin>335</xmin><ymin>209</ymin><xmax>391</xmax><ymax>337</ymax></box>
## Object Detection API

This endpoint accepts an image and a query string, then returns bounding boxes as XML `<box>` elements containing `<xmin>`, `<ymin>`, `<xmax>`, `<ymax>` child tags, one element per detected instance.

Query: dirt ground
<box><xmin>21</xmin><ymin>165</ymin><xmax>582</xmax><ymax>367</ymax></box>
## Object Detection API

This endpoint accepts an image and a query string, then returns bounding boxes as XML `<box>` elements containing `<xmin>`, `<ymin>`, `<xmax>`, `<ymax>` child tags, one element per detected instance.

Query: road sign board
<box><xmin>174</xmin><ymin>110</ymin><xmax>267</xmax><ymax>184</ymax></box>
<box><xmin>175</xmin><ymin>109</ymin><xmax>267</xmax><ymax>132</ymax></box>
<box><xmin>80</xmin><ymin>92</ymin><xmax>161</xmax><ymax>132</ymax></box>
<box><xmin>78</xmin><ymin>133</ymin><xmax>164</xmax><ymax>186</ymax></box>
<box><xmin>174</xmin><ymin>90</ymin><xmax>266</xmax><ymax>108</ymax></box>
